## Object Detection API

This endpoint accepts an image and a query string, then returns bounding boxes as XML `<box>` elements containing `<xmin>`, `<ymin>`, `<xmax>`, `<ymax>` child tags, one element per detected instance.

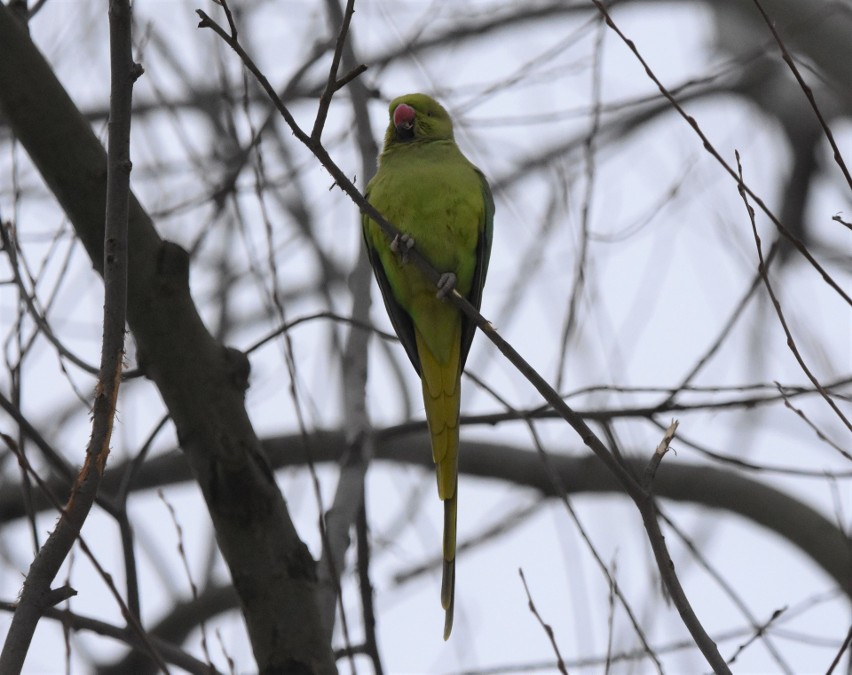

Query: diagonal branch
<box><xmin>735</xmin><ymin>151</ymin><xmax>851</xmax><ymax>433</ymax></box>
<box><xmin>749</xmin><ymin>0</ymin><xmax>852</xmax><ymax>192</ymax></box>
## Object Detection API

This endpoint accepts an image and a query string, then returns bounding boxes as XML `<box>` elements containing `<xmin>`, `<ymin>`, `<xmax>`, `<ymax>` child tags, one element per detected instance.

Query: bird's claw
<box><xmin>390</xmin><ymin>233</ymin><xmax>415</xmax><ymax>263</ymax></box>
<box><xmin>436</xmin><ymin>272</ymin><xmax>457</xmax><ymax>299</ymax></box>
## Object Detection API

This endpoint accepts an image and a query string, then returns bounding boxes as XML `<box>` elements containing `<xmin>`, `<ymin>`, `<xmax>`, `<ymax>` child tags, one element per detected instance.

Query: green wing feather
<box><xmin>361</xmin><ymin>198</ymin><xmax>423</xmax><ymax>377</ymax></box>
<box><xmin>459</xmin><ymin>171</ymin><xmax>494</xmax><ymax>369</ymax></box>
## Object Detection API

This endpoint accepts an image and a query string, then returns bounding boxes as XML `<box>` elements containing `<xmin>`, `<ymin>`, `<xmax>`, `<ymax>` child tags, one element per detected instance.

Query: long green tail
<box><xmin>415</xmin><ymin>326</ymin><xmax>461</xmax><ymax>639</ymax></box>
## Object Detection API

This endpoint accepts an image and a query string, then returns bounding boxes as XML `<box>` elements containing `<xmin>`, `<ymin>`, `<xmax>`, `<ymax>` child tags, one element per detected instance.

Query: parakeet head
<box><xmin>384</xmin><ymin>93</ymin><xmax>454</xmax><ymax>146</ymax></box>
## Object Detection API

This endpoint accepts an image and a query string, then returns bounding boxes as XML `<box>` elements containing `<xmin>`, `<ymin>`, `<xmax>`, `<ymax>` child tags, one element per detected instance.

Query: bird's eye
<box><xmin>426</xmin><ymin>111</ymin><xmax>433</xmax><ymax>117</ymax></box>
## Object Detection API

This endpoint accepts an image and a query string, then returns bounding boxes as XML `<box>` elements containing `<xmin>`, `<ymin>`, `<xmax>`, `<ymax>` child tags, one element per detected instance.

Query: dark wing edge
<box><xmin>362</xmin><ymin>211</ymin><xmax>423</xmax><ymax>376</ymax></box>
<box><xmin>459</xmin><ymin>169</ymin><xmax>495</xmax><ymax>370</ymax></box>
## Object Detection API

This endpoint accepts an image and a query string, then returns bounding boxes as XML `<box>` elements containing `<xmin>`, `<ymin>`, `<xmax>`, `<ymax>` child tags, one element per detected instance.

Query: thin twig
<box><xmin>159</xmin><ymin>490</ymin><xmax>214</xmax><ymax>669</ymax></box>
<box><xmin>334</xmin><ymin>63</ymin><xmax>368</xmax><ymax>93</ymax></box>
<box><xmin>735</xmin><ymin>150</ymin><xmax>851</xmax><ymax>433</ymax></box>
<box><xmin>555</xmin><ymin>14</ymin><xmax>605</xmax><ymax>390</ymax></box>
<box><xmin>749</xmin><ymin>0</ymin><xmax>852</xmax><ymax>192</ymax></box>
<box><xmin>603</xmin><ymin>558</ymin><xmax>617</xmax><ymax>675</ymax></box>
<box><xmin>311</xmin><ymin>0</ymin><xmax>358</xmax><ymax>143</ymax></box>
<box><xmin>832</xmin><ymin>213</ymin><xmax>852</xmax><ymax>231</ymax></box>
<box><xmin>643</xmin><ymin>419</ymin><xmax>678</xmax><ymax>489</ymax></box>
<box><xmin>776</xmin><ymin>382</ymin><xmax>849</xmax><ymax>457</ymax></box>
<box><xmin>0</xmin><ymin>224</ymin><xmax>101</xmax><ymax>377</ymax></box>
<box><xmin>0</xmin><ymin>0</ymin><xmax>136</xmax><ymax>668</ymax></box>
<box><xmin>725</xmin><ymin>607</ymin><xmax>787</xmax><ymax>668</ymax></box>
<box><xmin>519</xmin><ymin>569</ymin><xmax>569</xmax><ymax>675</ymax></box>
<box><xmin>212</xmin><ymin>0</ymin><xmax>237</xmax><ymax>38</ymax></box>
<box><xmin>589</xmin><ymin>0</ymin><xmax>851</xmax><ymax>309</ymax></box>
<box><xmin>825</xmin><ymin>624</ymin><xmax>852</xmax><ymax>675</ymax></box>
<box><xmin>356</xmin><ymin>500</ymin><xmax>384</xmax><ymax>675</ymax></box>
<box><xmin>112</xmin><ymin>412</ymin><xmax>170</xmax><ymax>621</ymax></box>
<box><xmin>656</xmin><ymin>241</ymin><xmax>780</xmax><ymax>410</ymax></box>
<box><xmin>652</xmin><ymin>418</ymin><xmax>852</xmax><ymax>479</ymax></box>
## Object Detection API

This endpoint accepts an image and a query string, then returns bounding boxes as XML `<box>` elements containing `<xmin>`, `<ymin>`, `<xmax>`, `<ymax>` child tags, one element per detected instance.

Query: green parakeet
<box><xmin>362</xmin><ymin>93</ymin><xmax>494</xmax><ymax>639</ymax></box>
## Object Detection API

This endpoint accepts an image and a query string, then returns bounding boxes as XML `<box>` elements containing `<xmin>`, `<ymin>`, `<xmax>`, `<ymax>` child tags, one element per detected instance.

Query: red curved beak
<box><xmin>393</xmin><ymin>103</ymin><xmax>416</xmax><ymax>135</ymax></box>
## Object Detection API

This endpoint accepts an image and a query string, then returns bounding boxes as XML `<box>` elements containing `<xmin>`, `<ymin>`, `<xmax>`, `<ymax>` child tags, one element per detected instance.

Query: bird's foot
<box><xmin>390</xmin><ymin>233</ymin><xmax>414</xmax><ymax>263</ymax></box>
<box><xmin>436</xmin><ymin>272</ymin><xmax>457</xmax><ymax>299</ymax></box>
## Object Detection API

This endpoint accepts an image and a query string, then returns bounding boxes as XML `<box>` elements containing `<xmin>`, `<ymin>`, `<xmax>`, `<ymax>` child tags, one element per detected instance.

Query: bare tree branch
<box><xmin>0</xmin><ymin>0</ymin><xmax>135</xmax><ymax>668</ymax></box>
<box><xmin>519</xmin><ymin>568</ymin><xmax>569</xmax><ymax>675</ymax></box>
<box><xmin>749</xmin><ymin>0</ymin><xmax>852</xmax><ymax>191</ymax></box>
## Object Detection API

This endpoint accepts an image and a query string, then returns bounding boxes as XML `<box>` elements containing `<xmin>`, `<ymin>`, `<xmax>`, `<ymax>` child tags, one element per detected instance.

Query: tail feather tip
<box><xmin>441</xmin><ymin>557</ymin><xmax>455</xmax><ymax>639</ymax></box>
